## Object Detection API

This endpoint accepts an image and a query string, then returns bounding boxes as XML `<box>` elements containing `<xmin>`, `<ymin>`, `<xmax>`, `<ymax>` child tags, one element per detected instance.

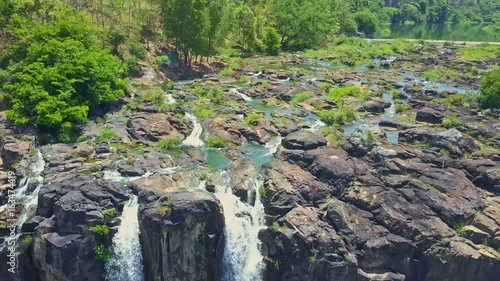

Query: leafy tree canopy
<box><xmin>4</xmin><ymin>12</ymin><xmax>125</xmax><ymax>140</ymax></box>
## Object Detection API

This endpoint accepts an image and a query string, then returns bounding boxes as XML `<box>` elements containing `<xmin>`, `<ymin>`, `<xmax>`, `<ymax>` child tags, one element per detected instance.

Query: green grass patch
<box><xmin>442</xmin><ymin>114</ymin><xmax>460</xmax><ymax>129</ymax></box>
<box><xmin>326</xmin><ymin>86</ymin><xmax>363</xmax><ymax>103</ymax></box>
<box><xmin>218</xmin><ymin>67</ymin><xmax>234</xmax><ymax>78</ymax></box>
<box><xmin>459</xmin><ymin>44</ymin><xmax>500</xmax><ymax>61</ymax></box>
<box><xmin>291</xmin><ymin>91</ymin><xmax>313</xmax><ymax>106</ymax></box>
<box><xmin>95</xmin><ymin>128</ymin><xmax>120</xmax><ymax>144</ymax></box>
<box><xmin>157</xmin><ymin>137</ymin><xmax>181</xmax><ymax>151</ymax></box>
<box><xmin>193</xmin><ymin>105</ymin><xmax>218</xmax><ymax>120</ymax></box>
<box><xmin>317</xmin><ymin>106</ymin><xmax>357</xmax><ymax>125</ymax></box>
<box><xmin>244</xmin><ymin>112</ymin><xmax>265</xmax><ymax>126</ymax></box>
<box><xmin>395</xmin><ymin>103</ymin><xmax>412</xmax><ymax>113</ymax></box>
<box><xmin>140</xmin><ymin>87</ymin><xmax>166</xmax><ymax>107</ymax></box>
<box><xmin>207</xmin><ymin>137</ymin><xmax>232</xmax><ymax>148</ymax></box>
<box><xmin>421</xmin><ymin>70</ymin><xmax>443</xmax><ymax>81</ymax></box>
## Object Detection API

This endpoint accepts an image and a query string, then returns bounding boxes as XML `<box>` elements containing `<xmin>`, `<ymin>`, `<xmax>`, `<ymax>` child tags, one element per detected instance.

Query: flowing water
<box><xmin>105</xmin><ymin>195</ymin><xmax>144</xmax><ymax>281</ymax></box>
<box><xmin>164</xmin><ymin>91</ymin><xmax>176</xmax><ymax>105</ymax></box>
<box><xmin>230</xmin><ymin>88</ymin><xmax>253</xmax><ymax>102</ymax></box>
<box><xmin>12</xmin><ymin>151</ymin><xmax>45</xmax><ymax>231</ymax></box>
<box><xmin>183</xmin><ymin>112</ymin><xmax>204</xmax><ymax>147</ymax></box>
<box><xmin>214</xmin><ymin>172</ymin><xmax>265</xmax><ymax>281</ymax></box>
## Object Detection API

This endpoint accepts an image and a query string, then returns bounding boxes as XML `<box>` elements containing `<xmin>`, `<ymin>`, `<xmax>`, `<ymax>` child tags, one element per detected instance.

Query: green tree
<box><xmin>4</xmin><ymin>15</ymin><xmax>125</xmax><ymax>140</ymax></box>
<box><xmin>233</xmin><ymin>3</ymin><xmax>257</xmax><ymax>51</ymax></box>
<box><xmin>353</xmin><ymin>11</ymin><xmax>379</xmax><ymax>35</ymax></box>
<box><xmin>479</xmin><ymin>68</ymin><xmax>500</xmax><ymax>109</ymax></box>
<box><xmin>262</xmin><ymin>26</ymin><xmax>281</xmax><ymax>55</ymax></box>
<box><xmin>273</xmin><ymin>0</ymin><xmax>332</xmax><ymax>49</ymax></box>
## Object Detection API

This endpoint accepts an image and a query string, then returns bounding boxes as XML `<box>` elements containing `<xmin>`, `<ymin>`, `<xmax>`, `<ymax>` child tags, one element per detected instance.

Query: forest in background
<box><xmin>0</xmin><ymin>0</ymin><xmax>499</xmax><ymax>141</ymax></box>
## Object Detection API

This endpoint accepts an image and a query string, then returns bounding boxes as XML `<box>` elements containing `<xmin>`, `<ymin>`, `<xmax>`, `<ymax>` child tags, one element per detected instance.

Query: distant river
<box><xmin>373</xmin><ymin>23</ymin><xmax>500</xmax><ymax>42</ymax></box>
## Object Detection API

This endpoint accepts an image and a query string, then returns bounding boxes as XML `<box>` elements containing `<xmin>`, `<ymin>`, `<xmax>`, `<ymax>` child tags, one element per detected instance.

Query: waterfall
<box><xmin>183</xmin><ymin>112</ymin><xmax>204</xmax><ymax>147</ymax></box>
<box><xmin>307</xmin><ymin>119</ymin><xmax>326</xmax><ymax>133</ymax></box>
<box><xmin>230</xmin><ymin>88</ymin><xmax>252</xmax><ymax>102</ymax></box>
<box><xmin>264</xmin><ymin>137</ymin><xmax>282</xmax><ymax>156</ymax></box>
<box><xmin>164</xmin><ymin>91</ymin><xmax>176</xmax><ymax>105</ymax></box>
<box><xmin>10</xmin><ymin>150</ymin><xmax>45</xmax><ymax>230</ymax></box>
<box><xmin>105</xmin><ymin>195</ymin><xmax>144</xmax><ymax>281</ymax></box>
<box><xmin>214</xmin><ymin>172</ymin><xmax>265</xmax><ymax>281</ymax></box>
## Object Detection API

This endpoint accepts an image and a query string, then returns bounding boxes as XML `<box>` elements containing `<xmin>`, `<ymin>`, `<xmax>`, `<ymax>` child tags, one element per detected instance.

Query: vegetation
<box><xmin>326</xmin><ymin>86</ymin><xmax>363</xmax><ymax>104</ymax></box>
<box><xmin>140</xmin><ymin>88</ymin><xmax>166</xmax><ymax>107</ymax></box>
<box><xmin>317</xmin><ymin>107</ymin><xmax>357</xmax><ymax>125</ymax></box>
<box><xmin>103</xmin><ymin>208</ymin><xmax>120</xmax><ymax>221</ymax></box>
<box><xmin>89</xmin><ymin>225</ymin><xmax>110</xmax><ymax>236</ymax></box>
<box><xmin>442</xmin><ymin>114</ymin><xmax>461</xmax><ymax>129</ymax></box>
<box><xmin>479</xmin><ymin>68</ymin><xmax>500</xmax><ymax>109</ymax></box>
<box><xmin>157</xmin><ymin>137</ymin><xmax>182</xmax><ymax>151</ymax></box>
<box><xmin>244</xmin><ymin>113</ymin><xmax>265</xmax><ymax>126</ymax></box>
<box><xmin>454</xmin><ymin>223</ymin><xmax>466</xmax><ymax>236</ymax></box>
<box><xmin>395</xmin><ymin>103</ymin><xmax>412</xmax><ymax>113</ymax></box>
<box><xmin>94</xmin><ymin>245</ymin><xmax>111</xmax><ymax>262</ymax></box>
<box><xmin>23</xmin><ymin>235</ymin><xmax>33</xmax><ymax>247</ymax></box>
<box><xmin>94</xmin><ymin>128</ymin><xmax>120</xmax><ymax>144</ymax></box>
<box><xmin>207</xmin><ymin>137</ymin><xmax>231</xmax><ymax>148</ymax></box>
<box><xmin>291</xmin><ymin>92</ymin><xmax>313</xmax><ymax>106</ymax></box>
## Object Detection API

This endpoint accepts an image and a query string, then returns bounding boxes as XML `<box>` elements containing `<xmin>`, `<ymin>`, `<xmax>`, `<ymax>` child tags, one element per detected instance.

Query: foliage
<box><xmin>479</xmin><ymin>68</ymin><xmax>500</xmax><ymax>109</ymax></box>
<box><xmin>89</xmin><ymin>225</ymin><xmax>110</xmax><ymax>236</ymax></box>
<box><xmin>291</xmin><ymin>91</ymin><xmax>312</xmax><ymax>106</ymax></box>
<box><xmin>23</xmin><ymin>235</ymin><xmax>33</xmax><ymax>247</ymax></box>
<box><xmin>140</xmin><ymin>88</ymin><xmax>166</xmax><ymax>107</ymax></box>
<box><xmin>353</xmin><ymin>11</ymin><xmax>379</xmax><ymax>35</ymax></box>
<box><xmin>93</xmin><ymin>245</ymin><xmax>111</xmax><ymax>262</ymax></box>
<box><xmin>327</xmin><ymin>86</ymin><xmax>362</xmax><ymax>104</ymax></box>
<box><xmin>262</xmin><ymin>26</ymin><xmax>281</xmax><ymax>55</ymax></box>
<box><xmin>317</xmin><ymin>107</ymin><xmax>357</xmax><ymax>125</ymax></box>
<box><xmin>95</xmin><ymin>128</ymin><xmax>120</xmax><ymax>144</ymax></box>
<box><xmin>193</xmin><ymin>105</ymin><xmax>217</xmax><ymax>120</ymax></box>
<box><xmin>157</xmin><ymin>137</ymin><xmax>181</xmax><ymax>151</ymax></box>
<box><xmin>218</xmin><ymin>67</ymin><xmax>234</xmax><ymax>78</ymax></box>
<box><xmin>4</xmin><ymin>14</ymin><xmax>125</xmax><ymax>139</ymax></box>
<box><xmin>395</xmin><ymin>103</ymin><xmax>412</xmax><ymax>113</ymax></box>
<box><xmin>156</xmin><ymin>55</ymin><xmax>171</xmax><ymax>69</ymax></box>
<box><xmin>128</xmin><ymin>41</ymin><xmax>147</xmax><ymax>60</ymax></box>
<box><xmin>244</xmin><ymin>112</ymin><xmax>265</xmax><ymax>126</ymax></box>
<box><xmin>103</xmin><ymin>208</ymin><xmax>119</xmax><ymax>221</ymax></box>
<box><xmin>454</xmin><ymin>223</ymin><xmax>466</xmax><ymax>236</ymax></box>
<box><xmin>421</xmin><ymin>69</ymin><xmax>443</xmax><ymax>81</ymax></box>
<box><xmin>207</xmin><ymin>137</ymin><xmax>231</xmax><ymax>148</ymax></box>
<box><xmin>442</xmin><ymin>114</ymin><xmax>461</xmax><ymax>129</ymax></box>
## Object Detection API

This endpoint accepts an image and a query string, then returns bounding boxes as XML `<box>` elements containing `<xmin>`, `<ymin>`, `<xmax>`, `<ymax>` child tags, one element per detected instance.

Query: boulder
<box><xmin>230</xmin><ymin>159</ymin><xmax>258</xmax><ymax>203</ymax></box>
<box><xmin>1</xmin><ymin>136</ymin><xmax>30</xmax><ymax>168</ymax></box>
<box><xmin>399</xmin><ymin>128</ymin><xmax>479</xmax><ymax>156</ymax></box>
<box><xmin>127</xmin><ymin>113</ymin><xmax>191</xmax><ymax>142</ymax></box>
<box><xmin>207</xmin><ymin>117</ymin><xmax>244</xmax><ymax>145</ymax></box>
<box><xmin>363</xmin><ymin>99</ymin><xmax>391</xmax><ymax>113</ymax></box>
<box><xmin>281</xmin><ymin>130</ymin><xmax>327</xmax><ymax>150</ymax></box>
<box><xmin>416</xmin><ymin>108</ymin><xmax>444</xmax><ymax>124</ymax></box>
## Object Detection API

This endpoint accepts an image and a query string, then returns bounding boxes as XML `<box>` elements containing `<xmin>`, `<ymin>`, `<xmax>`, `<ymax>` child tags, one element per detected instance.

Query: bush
<box><xmin>156</xmin><ymin>55</ymin><xmax>171</xmax><ymax>69</ymax></box>
<box><xmin>23</xmin><ymin>235</ymin><xmax>33</xmax><ymax>247</ymax></box>
<box><xmin>95</xmin><ymin>128</ymin><xmax>120</xmax><ymax>144</ymax></box>
<box><xmin>392</xmin><ymin>90</ymin><xmax>400</xmax><ymax>99</ymax></box>
<box><xmin>262</xmin><ymin>26</ymin><xmax>281</xmax><ymax>56</ymax></box>
<box><xmin>207</xmin><ymin>137</ymin><xmax>231</xmax><ymax>148</ymax></box>
<box><xmin>140</xmin><ymin>87</ymin><xmax>166</xmax><ymax>107</ymax></box>
<box><xmin>89</xmin><ymin>225</ymin><xmax>110</xmax><ymax>236</ymax></box>
<box><xmin>193</xmin><ymin>106</ymin><xmax>217</xmax><ymax>120</ymax></box>
<box><xmin>157</xmin><ymin>137</ymin><xmax>181</xmax><ymax>151</ymax></box>
<box><xmin>291</xmin><ymin>91</ymin><xmax>312</xmax><ymax>106</ymax></box>
<box><xmin>327</xmin><ymin>86</ymin><xmax>362</xmax><ymax>103</ymax></box>
<box><xmin>317</xmin><ymin>107</ymin><xmax>357</xmax><ymax>125</ymax></box>
<box><xmin>94</xmin><ymin>245</ymin><xmax>111</xmax><ymax>262</ymax></box>
<box><xmin>245</xmin><ymin>112</ymin><xmax>265</xmax><ymax>126</ymax></box>
<box><xmin>218</xmin><ymin>67</ymin><xmax>234</xmax><ymax>78</ymax></box>
<box><xmin>103</xmin><ymin>208</ymin><xmax>119</xmax><ymax>221</ymax></box>
<box><xmin>126</xmin><ymin>57</ymin><xmax>142</xmax><ymax>77</ymax></box>
<box><xmin>421</xmin><ymin>69</ymin><xmax>443</xmax><ymax>81</ymax></box>
<box><xmin>353</xmin><ymin>11</ymin><xmax>379</xmax><ymax>35</ymax></box>
<box><xmin>128</xmin><ymin>41</ymin><xmax>147</xmax><ymax>59</ymax></box>
<box><xmin>442</xmin><ymin>114</ymin><xmax>460</xmax><ymax>128</ymax></box>
<box><xmin>395</xmin><ymin>103</ymin><xmax>412</xmax><ymax>113</ymax></box>
<box><xmin>479</xmin><ymin>68</ymin><xmax>500</xmax><ymax>109</ymax></box>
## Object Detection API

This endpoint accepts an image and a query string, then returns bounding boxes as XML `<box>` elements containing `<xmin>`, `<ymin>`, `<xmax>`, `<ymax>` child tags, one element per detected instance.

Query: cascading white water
<box><xmin>230</xmin><ymin>88</ymin><xmax>252</xmax><ymax>102</ymax></box>
<box><xmin>164</xmin><ymin>91</ymin><xmax>176</xmax><ymax>105</ymax></box>
<box><xmin>12</xmin><ymin>150</ymin><xmax>45</xmax><ymax>230</ymax></box>
<box><xmin>214</xmin><ymin>172</ymin><xmax>265</xmax><ymax>281</ymax></box>
<box><xmin>183</xmin><ymin>112</ymin><xmax>204</xmax><ymax>147</ymax></box>
<box><xmin>105</xmin><ymin>195</ymin><xmax>144</xmax><ymax>281</ymax></box>
<box><xmin>264</xmin><ymin>137</ymin><xmax>282</xmax><ymax>156</ymax></box>
<box><xmin>307</xmin><ymin>119</ymin><xmax>326</xmax><ymax>133</ymax></box>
